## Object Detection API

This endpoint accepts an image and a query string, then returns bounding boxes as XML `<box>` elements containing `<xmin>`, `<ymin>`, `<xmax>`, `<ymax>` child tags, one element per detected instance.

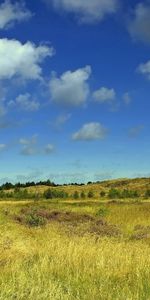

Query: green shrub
<box><xmin>43</xmin><ymin>188</ymin><xmax>68</xmax><ymax>199</ymax></box>
<box><xmin>88</xmin><ymin>190</ymin><xmax>94</xmax><ymax>198</ymax></box>
<box><xmin>100</xmin><ymin>191</ymin><xmax>106</xmax><ymax>197</ymax></box>
<box><xmin>108</xmin><ymin>189</ymin><xmax>121</xmax><ymax>199</ymax></box>
<box><xmin>80</xmin><ymin>191</ymin><xmax>86</xmax><ymax>199</ymax></box>
<box><xmin>145</xmin><ymin>190</ymin><xmax>150</xmax><ymax>198</ymax></box>
<box><xmin>25</xmin><ymin>214</ymin><xmax>46</xmax><ymax>227</ymax></box>
<box><xmin>96</xmin><ymin>207</ymin><xmax>109</xmax><ymax>217</ymax></box>
<box><xmin>73</xmin><ymin>191</ymin><xmax>79</xmax><ymax>199</ymax></box>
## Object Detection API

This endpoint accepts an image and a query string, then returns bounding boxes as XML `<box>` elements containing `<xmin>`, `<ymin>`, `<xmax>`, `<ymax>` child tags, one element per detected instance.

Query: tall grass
<box><xmin>1</xmin><ymin>200</ymin><xmax>150</xmax><ymax>299</ymax></box>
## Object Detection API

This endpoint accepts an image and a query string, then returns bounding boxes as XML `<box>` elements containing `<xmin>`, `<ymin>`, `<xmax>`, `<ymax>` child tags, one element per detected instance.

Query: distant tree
<box><xmin>88</xmin><ymin>190</ymin><xmax>94</xmax><ymax>198</ymax></box>
<box><xmin>2</xmin><ymin>182</ymin><xmax>13</xmax><ymax>190</ymax></box>
<box><xmin>108</xmin><ymin>188</ymin><xmax>120</xmax><ymax>199</ymax></box>
<box><xmin>14</xmin><ymin>186</ymin><xmax>20</xmax><ymax>193</ymax></box>
<box><xmin>145</xmin><ymin>189</ymin><xmax>150</xmax><ymax>198</ymax></box>
<box><xmin>43</xmin><ymin>188</ymin><xmax>68</xmax><ymax>199</ymax></box>
<box><xmin>43</xmin><ymin>188</ymin><xmax>54</xmax><ymax>199</ymax></box>
<box><xmin>100</xmin><ymin>191</ymin><xmax>106</xmax><ymax>197</ymax></box>
<box><xmin>131</xmin><ymin>190</ymin><xmax>139</xmax><ymax>198</ymax></box>
<box><xmin>80</xmin><ymin>191</ymin><xmax>86</xmax><ymax>199</ymax></box>
<box><xmin>73</xmin><ymin>191</ymin><xmax>79</xmax><ymax>199</ymax></box>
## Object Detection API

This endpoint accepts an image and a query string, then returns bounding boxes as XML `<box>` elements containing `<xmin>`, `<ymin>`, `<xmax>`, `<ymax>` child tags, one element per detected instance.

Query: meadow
<box><xmin>1</xmin><ymin>179</ymin><xmax>150</xmax><ymax>299</ymax></box>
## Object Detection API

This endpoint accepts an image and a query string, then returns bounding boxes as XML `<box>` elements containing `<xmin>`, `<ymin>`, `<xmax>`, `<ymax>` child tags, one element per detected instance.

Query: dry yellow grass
<box><xmin>1</xmin><ymin>198</ymin><xmax>150</xmax><ymax>299</ymax></box>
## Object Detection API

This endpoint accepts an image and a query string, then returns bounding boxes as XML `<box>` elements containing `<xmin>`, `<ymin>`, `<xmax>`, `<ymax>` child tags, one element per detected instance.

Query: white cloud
<box><xmin>49</xmin><ymin>0</ymin><xmax>118</xmax><ymax>24</ymax></box>
<box><xmin>49</xmin><ymin>66</ymin><xmax>91</xmax><ymax>107</ymax></box>
<box><xmin>19</xmin><ymin>135</ymin><xmax>37</xmax><ymax>146</ymax></box>
<box><xmin>72</xmin><ymin>122</ymin><xmax>108</xmax><ymax>141</ymax></box>
<box><xmin>0</xmin><ymin>0</ymin><xmax>32</xmax><ymax>29</ymax></box>
<box><xmin>128</xmin><ymin>3</ymin><xmax>150</xmax><ymax>43</ymax></box>
<box><xmin>10</xmin><ymin>93</ymin><xmax>40</xmax><ymax>111</ymax></box>
<box><xmin>45</xmin><ymin>144</ymin><xmax>55</xmax><ymax>154</ymax></box>
<box><xmin>137</xmin><ymin>60</ymin><xmax>150</xmax><ymax>80</ymax></box>
<box><xmin>0</xmin><ymin>38</ymin><xmax>54</xmax><ymax>80</ymax></box>
<box><xmin>20</xmin><ymin>135</ymin><xmax>39</xmax><ymax>156</ymax></box>
<box><xmin>19</xmin><ymin>135</ymin><xmax>55</xmax><ymax>156</ymax></box>
<box><xmin>0</xmin><ymin>144</ymin><xmax>6</xmax><ymax>151</ymax></box>
<box><xmin>93</xmin><ymin>87</ymin><xmax>116</xmax><ymax>103</ymax></box>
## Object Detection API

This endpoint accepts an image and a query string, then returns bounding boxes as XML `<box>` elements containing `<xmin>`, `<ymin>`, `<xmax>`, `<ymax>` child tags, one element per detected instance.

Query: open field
<box><xmin>1</xmin><ymin>186</ymin><xmax>150</xmax><ymax>300</ymax></box>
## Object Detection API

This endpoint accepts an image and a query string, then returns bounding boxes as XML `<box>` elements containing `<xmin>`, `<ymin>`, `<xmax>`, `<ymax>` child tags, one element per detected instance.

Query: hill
<box><xmin>19</xmin><ymin>177</ymin><xmax>150</xmax><ymax>197</ymax></box>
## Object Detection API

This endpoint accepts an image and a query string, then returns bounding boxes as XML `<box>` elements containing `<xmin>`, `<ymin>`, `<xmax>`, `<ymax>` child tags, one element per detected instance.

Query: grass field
<box><xmin>0</xmin><ymin>196</ymin><xmax>150</xmax><ymax>300</ymax></box>
<box><xmin>1</xmin><ymin>190</ymin><xmax>150</xmax><ymax>300</ymax></box>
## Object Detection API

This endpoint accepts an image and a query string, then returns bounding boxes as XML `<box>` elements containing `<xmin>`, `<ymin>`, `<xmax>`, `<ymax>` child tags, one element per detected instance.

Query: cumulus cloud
<box><xmin>9</xmin><ymin>93</ymin><xmax>40</xmax><ymax>111</ymax></box>
<box><xmin>0</xmin><ymin>0</ymin><xmax>32</xmax><ymax>30</ymax></box>
<box><xmin>49</xmin><ymin>66</ymin><xmax>91</xmax><ymax>107</ymax></box>
<box><xmin>48</xmin><ymin>0</ymin><xmax>118</xmax><ymax>24</ymax></box>
<box><xmin>93</xmin><ymin>87</ymin><xmax>116</xmax><ymax>103</ymax></box>
<box><xmin>19</xmin><ymin>135</ymin><xmax>38</xmax><ymax>156</ymax></box>
<box><xmin>19</xmin><ymin>135</ymin><xmax>55</xmax><ymax>156</ymax></box>
<box><xmin>0</xmin><ymin>38</ymin><xmax>54</xmax><ymax>80</ymax></box>
<box><xmin>19</xmin><ymin>135</ymin><xmax>38</xmax><ymax>155</ymax></box>
<box><xmin>128</xmin><ymin>2</ymin><xmax>150</xmax><ymax>43</ymax></box>
<box><xmin>72</xmin><ymin>122</ymin><xmax>108</xmax><ymax>141</ymax></box>
<box><xmin>137</xmin><ymin>60</ymin><xmax>150</xmax><ymax>80</ymax></box>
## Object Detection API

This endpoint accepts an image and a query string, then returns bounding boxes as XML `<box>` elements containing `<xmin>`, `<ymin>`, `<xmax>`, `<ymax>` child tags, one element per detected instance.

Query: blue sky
<box><xmin>0</xmin><ymin>0</ymin><xmax>150</xmax><ymax>184</ymax></box>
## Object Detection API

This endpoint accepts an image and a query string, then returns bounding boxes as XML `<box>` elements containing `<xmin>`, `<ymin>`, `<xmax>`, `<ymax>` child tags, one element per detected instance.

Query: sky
<box><xmin>0</xmin><ymin>0</ymin><xmax>150</xmax><ymax>184</ymax></box>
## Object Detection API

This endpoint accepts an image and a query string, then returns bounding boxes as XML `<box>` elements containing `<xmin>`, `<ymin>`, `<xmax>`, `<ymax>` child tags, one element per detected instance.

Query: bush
<box><xmin>73</xmin><ymin>191</ymin><xmax>79</xmax><ymax>199</ymax></box>
<box><xmin>108</xmin><ymin>188</ymin><xmax>121</xmax><ymax>199</ymax></box>
<box><xmin>96</xmin><ymin>207</ymin><xmax>109</xmax><ymax>217</ymax></box>
<box><xmin>145</xmin><ymin>190</ymin><xmax>150</xmax><ymax>198</ymax></box>
<box><xmin>25</xmin><ymin>214</ymin><xmax>46</xmax><ymax>227</ymax></box>
<box><xmin>108</xmin><ymin>188</ymin><xmax>139</xmax><ymax>199</ymax></box>
<box><xmin>14</xmin><ymin>188</ymin><xmax>29</xmax><ymax>199</ymax></box>
<box><xmin>80</xmin><ymin>191</ymin><xmax>86</xmax><ymax>199</ymax></box>
<box><xmin>121</xmin><ymin>189</ymin><xmax>139</xmax><ymax>199</ymax></box>
<box><xmin>88</xmin><ymin>190</ymin><xmax>94</xmax><ymax>198</ymax></box>
<box><xmin>44</xmin><ymin>189</ymin><xmax>54</xmax><ymax>199</ymax></box>
<box><xmin>43</xmin><ymin>188</ymin><xmax>68</xmax><ymax>199</ymax></box>
<box><xmin>100</xmin><ymin>191</ymin><xmax>106</xmax><ymax>197</ymax></box>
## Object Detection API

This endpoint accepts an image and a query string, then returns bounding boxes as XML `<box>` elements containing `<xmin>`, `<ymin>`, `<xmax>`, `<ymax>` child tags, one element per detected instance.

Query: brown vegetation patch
<box><xmin>131</xmin><ymin>225</ymin><xmax>150</xmax><ymax>240</ymax></box>
<box><xmin>35</xmin><ymin>209</ymin><xmax>94</xmax><ymax>223</ymax></box>
<box><xmin>14</xmin><ymin>208</ymin><xmax>94</xmax><ymax>227</ymax></box>
<box><xmin>134</xmin><ymin>224</ymin><xmax>150</xmax><ymax>231</ymax></box>
<box><xmin>89</xmin><ymin>219</ymin><xmax>121</xmax><ymax>237</ymax></box>
<box><xmin>14</xmin><ymin>208</ymin><xmax>121</xmax><ymax>238</ymax></box>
